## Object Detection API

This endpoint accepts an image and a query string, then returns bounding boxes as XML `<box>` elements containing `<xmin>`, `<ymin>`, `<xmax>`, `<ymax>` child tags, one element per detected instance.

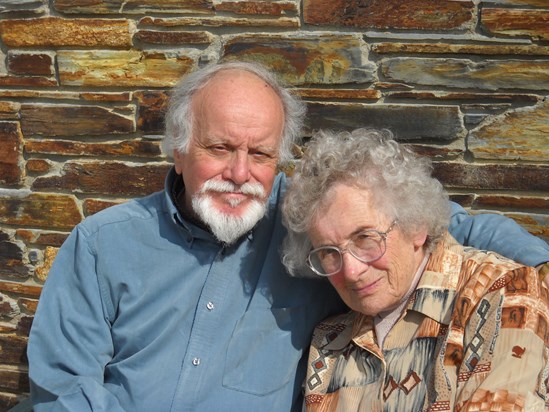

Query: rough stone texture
<box><xmin>0</xmin><ymin>17</ymin><xmax>133</xmax><ymax>48</ymax></box>
<box><xmin>58</xmin><ymin>50</ymin><xmax>195</xmax><ymax>87</ymax></box>
<box><xmin>304</xmin><ymin>0</ymin><xmax>475</xmax><ymax>30</ymax></box>
<box><xmin>305</xmin><ymin>103</ymin><xmax>466</xmax><ymax>140</ymax></box>
<box><xmin>53</xmin><ymin>0</ymin><xmax>214</xmax><ymax>14</ymax></box>
<box><xmin>20</xmin><ymin>104</ymin><xmax>135</xmax><ymax>136</ymax></box>
<box><xmin>223</xmin><ymin>35</ymin><xmax>377</xmax><ymax>85</ymax></box>
<box><xmin>7</xmin><ymin>52</ymin><xmax>55</xmax><ymax>76</ymax></box>
<box><xmin>0</xmin><ymin>1</ymin><xmax>548</xmax><ymax>406</ymax></box>
<box><xmin>381</xmin><ymin>57</ymin><xmax>549</xmax><ymax>91</ymax></box>
<box><xmin>32</xmin><ymin>161</ymin><xmax>171</xmax><ymax>197</ymax></box>
<box><xmin>469</xmin><ymin>100</ymin><xmax>549</xmax><ymax>161</ymax></box>
<box><xmin>481</xmin><ymin>8</ymin><xmax>549</xmax><ymax>40</ymax></box>
<box><xmin>0</xmin><ymin>122</ymin><xmax>24</xmax><ymax>187</ymax></box>
<box><xmin>0</xmin><ymin>194</ymin><xmax>83</xmax><ymax>231</ymax></box>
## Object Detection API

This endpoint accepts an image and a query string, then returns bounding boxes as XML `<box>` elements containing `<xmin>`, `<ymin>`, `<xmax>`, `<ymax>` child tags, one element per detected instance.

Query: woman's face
<box><xmin>308</xmin><ymin>183</ymin><xmax>427</xmax><ymax>316</ymax></box>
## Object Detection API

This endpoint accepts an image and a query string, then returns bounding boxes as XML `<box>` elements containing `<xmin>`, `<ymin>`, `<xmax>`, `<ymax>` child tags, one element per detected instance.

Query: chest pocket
<box><xmin>223</xmin><ymin>306</ymin><xmax>311</xmax><ymax>396</ymax></box>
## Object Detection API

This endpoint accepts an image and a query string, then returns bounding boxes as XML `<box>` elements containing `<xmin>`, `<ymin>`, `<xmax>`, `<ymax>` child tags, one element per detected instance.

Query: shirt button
<box><xmin>192</xmin><ymin>357</ymin><xmax>201</xmax><ymax>366</ymax></box>
<box><xmin>206</xmin><ymin>301</ymin><xmax>214</xmax><ymax>311</ymax></box>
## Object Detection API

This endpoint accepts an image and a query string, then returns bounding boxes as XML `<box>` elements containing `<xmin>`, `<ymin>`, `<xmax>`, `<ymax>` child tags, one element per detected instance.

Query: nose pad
<box><xmin>340</xmin><ymin>251</ymin><xmax>369</xmax><ymax>280</ymax></box>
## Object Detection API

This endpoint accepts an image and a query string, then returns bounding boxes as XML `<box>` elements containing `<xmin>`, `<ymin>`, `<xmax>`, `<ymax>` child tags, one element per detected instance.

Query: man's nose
<box><xmin>223</xmin><ymin>151</ymin><xmax>251</xmax><ymax>185</ymax></box>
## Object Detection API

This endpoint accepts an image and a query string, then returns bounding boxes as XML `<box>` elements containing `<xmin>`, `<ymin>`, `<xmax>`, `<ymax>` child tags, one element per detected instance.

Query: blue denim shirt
<box><xmin>28</xmin><ymin>169</ymin><xmax>549</xmax><ymax>412</ymax></box>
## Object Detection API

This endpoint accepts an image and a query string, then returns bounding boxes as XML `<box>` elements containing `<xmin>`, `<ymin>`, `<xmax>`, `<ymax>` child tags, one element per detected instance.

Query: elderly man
<box><xmin>27</xmin><ymin>61</ymin><xmax>549</xmax><ymax>412</ymax></box>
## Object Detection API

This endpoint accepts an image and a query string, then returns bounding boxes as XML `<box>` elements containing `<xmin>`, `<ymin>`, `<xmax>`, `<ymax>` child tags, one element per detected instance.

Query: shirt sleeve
<box><xmin>448</xmin><ymin>201</ymin><xmax>549</xmax><ymax>267</ymax></box>
<box><xmin>27</xmin><ymin>226</ymin><xmax>125</xmax><ymax>412</ymax></box>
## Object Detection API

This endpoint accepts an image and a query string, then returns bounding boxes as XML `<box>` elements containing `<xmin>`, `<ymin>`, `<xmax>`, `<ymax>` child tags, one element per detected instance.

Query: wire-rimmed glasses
<box><xmin>307</xmin><ymin>221</ymin><xmax>397</xmax><ymax>276</ymax></box>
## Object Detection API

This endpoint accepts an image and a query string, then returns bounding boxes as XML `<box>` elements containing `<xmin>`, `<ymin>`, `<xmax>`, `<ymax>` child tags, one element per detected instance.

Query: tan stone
<box><xmin>35</xmin><ymin>247</ymin><xmax>58</xmax><ymax>283</ymax></box>
<box><xmin>0</xmin><ymin>122</ymin><xmax>23</xmax><ymax>187</ymax></box>
<box><xmin>0</xmin><ymin>193</ymin><xmax>83</xmax><ymax>231</ymax></box>
<box><xmin>381</xmin><ymin>57</ymin><xmax>549</xmax><ymax>91</ymax></box>
<box><xmin>372</xmin><ymin>42</ymin><xmax>549</xmax><ymax>57</ymax></box>
<box><xmin>20</xmin><ymin>104</ymin><xmax>135</xmax><ymax>136</ymax></box>
<box><xmin>304</xmin><ymin>0</ymin><xmax>474</xmax><ymax>30</ymax></box>
<box><xmin>0</xmin><ymin>17</ymin><xmax>132</xmax><ymax>47</ymax></box>
<box><xmin>0</xmin><ymin>90</ymin><xmax>131</xmax><ymax>102</ymax></box>
<box><xmin>0</xmin><ymin>282</ymin><xmax>41</xmax><ymax>298</ymax></box>
<box><xmin>58</xmin><ymin>50</ymin><xmax>194</xmax><ymax>87</ymax></box>
<box><xmin>469</xmin><ymin>100</ymin><xmax>549</xmax><ymax>161</ymax></box>
<box><xmin>0</xmin><ymin>102</ymin><xmax>20</xmax><ymax>120</ymax></box>
<box><xmin>223</xmin><ymin>35</ymin><xmax>376</xmax><ymax>85</ymax></box>
<box><xmin>481</xmin><ymin>8</ymin><xmax>549</xmax><ymax>40</ymax></box>
<box><xmin>54</xmin><ymin>0</ymin><xmax>214</xmax><ymax>14</ymax></box>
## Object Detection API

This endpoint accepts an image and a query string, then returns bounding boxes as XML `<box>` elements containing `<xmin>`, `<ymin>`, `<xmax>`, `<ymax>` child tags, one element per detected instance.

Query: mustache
<box><xmin>199</xmin><ymin>179</ymin><xmax>266</xmax><ymax>198</ymax></box>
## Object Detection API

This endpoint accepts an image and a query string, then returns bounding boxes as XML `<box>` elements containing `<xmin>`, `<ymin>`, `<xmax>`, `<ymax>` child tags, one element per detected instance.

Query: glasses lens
<box><xmin>351</xmin><ymin>231</ymin><xmax>385</xmax><ymax>262</ymax></box>
<box><xmin>309</xmin><ymin>247</ymin><xmax>341</xmax><ymax>276</ymax></box>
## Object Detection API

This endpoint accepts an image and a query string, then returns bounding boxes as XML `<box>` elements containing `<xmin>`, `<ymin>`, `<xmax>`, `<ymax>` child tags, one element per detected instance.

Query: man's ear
<box><xmin>173</xmin><ymin>150</ymin><xmax>184</xmax><ymax>175</ymax></box>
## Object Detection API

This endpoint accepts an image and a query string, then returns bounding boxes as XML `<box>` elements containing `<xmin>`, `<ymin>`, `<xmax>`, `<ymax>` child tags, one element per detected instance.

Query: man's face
<box><xmin>174</xmin><ymin>70</ymin><xmax>285</xmax><ymax>241</ymax></box>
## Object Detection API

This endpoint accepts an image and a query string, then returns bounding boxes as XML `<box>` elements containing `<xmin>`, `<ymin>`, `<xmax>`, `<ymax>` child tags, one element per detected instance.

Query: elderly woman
<box><xmin>282</xmin><ymin>129</ymin><xmax>549</xmax><ymax>411</ymax></box>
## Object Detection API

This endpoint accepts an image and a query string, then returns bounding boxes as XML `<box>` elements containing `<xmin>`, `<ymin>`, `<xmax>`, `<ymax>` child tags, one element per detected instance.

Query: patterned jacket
<box><xmin>305</xmin><ymin>233</ymin><xmax>549</xmax><ymax>411</ymax></box>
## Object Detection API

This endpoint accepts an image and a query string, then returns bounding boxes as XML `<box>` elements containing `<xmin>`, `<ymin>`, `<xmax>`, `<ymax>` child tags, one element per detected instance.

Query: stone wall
<box><xmin>0</xmin><ymin>0</ymin><xmax>548</xmax><ymax>409</ymax></box>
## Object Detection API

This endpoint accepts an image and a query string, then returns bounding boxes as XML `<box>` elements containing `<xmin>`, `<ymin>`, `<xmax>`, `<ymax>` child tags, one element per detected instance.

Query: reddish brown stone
<box><xmin>0</xmin><ymin>17</ymin><xmax>132</xmax><ymax>47</ymax></box>
<box><xmin>0</xmin><ymin>282</ymin><xmax>42</xmax><ymax>298</ymax></box>
<box><xmin>0</xmin><ymin>90</ymin><xmax>131</xmax><ymax>102</ymax></box>
<box><xmin>25</xmin><ymin>159</ymin><xmax>53</xmax><ymax>174</ymax></box>
<box><xmin>297</xmin><ymin>88</ymin><xmax>381</xmax><ymax>100</ymax></box>
<box><xmin>54</xmin><ymin>0</ymin><xmax>214</xmax><ymax>14</ymax></box>
<box><xmin>304</xmin><ymin>0</ymin><xmax>474</xmax><ymax>30</ymax></box>
<box><xmin>19</xmin><ymin>298</ymin><xmax>39</xmax><ymax>314</ymax></box>
<box><xmin>0</xmin><ymin>122</ymin><xmax>24</xmax><ymax>187</ymax></box>
<box><xmin>481</xmin><ymin>8</ymin><xmax>549</xmax><ymax>41</ymax></box>
<box><xmin>215</xmin><ymin>1</ymin><xmax>297</xmax><ymax>15</ymax></box>
<box><xmin>0</xmin><ymin>76</ymin><xmax>57</xmax><ymax>87</ymax></box>
<box><xmin>0</xmin><ymin>368</ymin><xmax>29</xmax><ymax>392</ymax></box>
<box><xmin>386</xmin><ymin>90</ymin><xmax>539</xmax><ymax>103</ymax></box>
<box><xmin>32</xmin><ymin>161</ymin><xmax>171</xmax><ymax>197</ymax></box>
<box><xmin>0</xmin><ymin>334</ymin><xmax>27</xmax><ymax>364</ymax></box>
<box><xmin>16</xmin><ymin>230</ymin><xmax>68</xmax><ymax>248</ymax></box>
<box><xmin>473</xmin><ymin>195</ymin><xmax>549</xmax><ymax>211</ymax></box>
<box><xmin>0</xmin><ymin>193</ymin><xmax>83</xmax><ymax>231</ymax></box>
<box><xmin>7</xmin><ymin>52</ymin><xmax>54</xmax><ymax>76</ymax></box>
<box><xmin>17</xmin><ymin>315</ymin><xmax>33</xmax><ymax>336</ymax></box>
<box><xmin>20</xmin><ymin>104</ymin><xmax>135</xmax><ymax>136</ymax></box>
<box><xmin>134</xmin><ymin>30</ymin><xmax>212</xmax><ymax>45</ymax></box>
<box><xmin>433</xmin><ymin>162</ymin><xmax>549</xmax><ymax>193</ymax></box>
<box><xmin>135</xmin><ymin>91</ymin><xmax>169</xmax><ymax>133</ymax></box>
<box><xmin>83</xmin><ymin>199</ymin><xmax>125</xmax><ymax>217</ymax></box>
<box><xmin>80</xmin><ymin>92</ymin><xmax>132</xmax><ymax>102</ymax></box>
<box><xmin>25</xmin><ymin>139</ymin><xmax>162</xmax><ymax>158</ymax></box>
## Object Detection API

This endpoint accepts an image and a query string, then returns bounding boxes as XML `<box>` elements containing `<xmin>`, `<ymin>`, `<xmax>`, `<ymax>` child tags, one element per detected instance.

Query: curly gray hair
<box><xmin>162</xmin><ymin>61</ymin><xmax>306</xmax><ymax>165</ymax></box>
<box><xmin>281</xmin><ymin>128</ymin><xmax>450</xmax><ymax>277</ymax></box>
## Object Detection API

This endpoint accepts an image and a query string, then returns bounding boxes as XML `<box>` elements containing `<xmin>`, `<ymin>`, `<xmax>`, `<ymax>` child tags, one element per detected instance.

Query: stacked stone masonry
<box><xmin>0</xmin><ymin>0</ymin><xmax>548</xmax><ymax>409</ymax></box>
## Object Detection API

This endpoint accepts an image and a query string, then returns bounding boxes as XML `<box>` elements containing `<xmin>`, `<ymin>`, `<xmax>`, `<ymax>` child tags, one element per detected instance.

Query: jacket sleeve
<box><xmin>448</xmin><ymin>201</ymin><xmax>549</xmax><ymax>267</ymax></box>
<box><xmin>27</xmin><ymin>226</ymin><xmax>125</xmax><ymax>412</ymax></box>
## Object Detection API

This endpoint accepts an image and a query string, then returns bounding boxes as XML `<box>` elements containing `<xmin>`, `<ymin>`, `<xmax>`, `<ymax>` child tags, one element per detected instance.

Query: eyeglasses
<box><xmin>307</xmin><ymin>220</ymin><xmax>397</xmax><ymax>276</ymax></box>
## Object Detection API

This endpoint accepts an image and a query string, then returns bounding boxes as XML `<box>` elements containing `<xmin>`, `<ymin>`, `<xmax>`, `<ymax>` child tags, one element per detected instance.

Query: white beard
<box><xmin>191</xmin><ymin>179</ymin><xmax>267</xmax><ymax>245</ymax></box>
